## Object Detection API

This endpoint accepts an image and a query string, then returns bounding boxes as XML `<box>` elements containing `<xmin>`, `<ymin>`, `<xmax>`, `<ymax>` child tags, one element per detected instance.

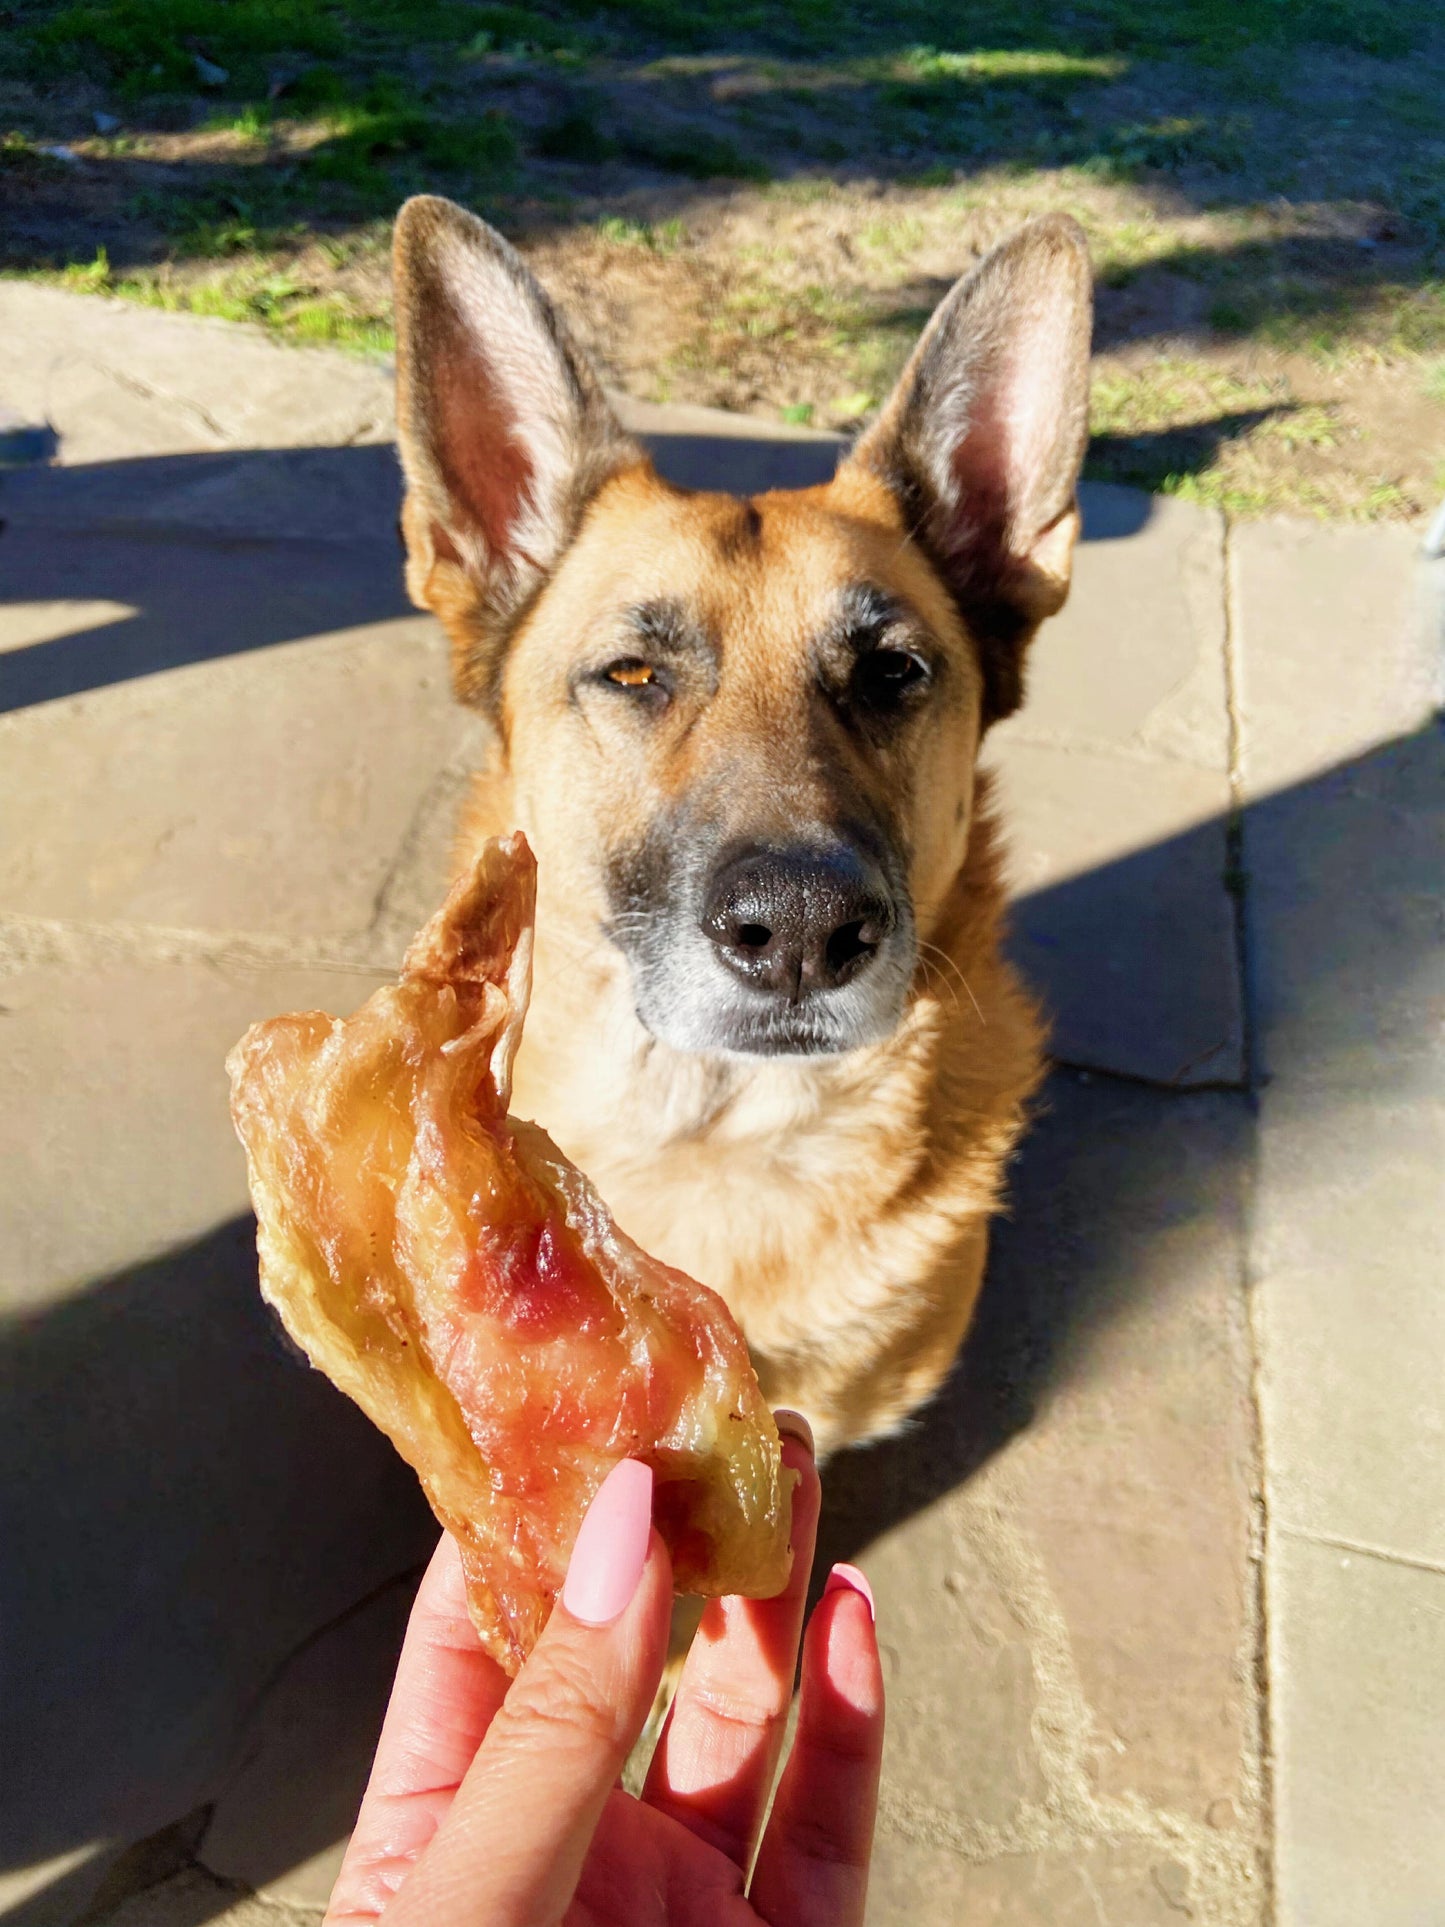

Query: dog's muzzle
<box><xmin>610</xmin><ymin>831</ymin><xmax>916</xmax><ymax>1058</ymax></box>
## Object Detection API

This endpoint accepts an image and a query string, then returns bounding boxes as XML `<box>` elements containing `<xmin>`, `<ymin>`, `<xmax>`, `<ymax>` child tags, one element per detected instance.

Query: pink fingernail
<box><xmin>773</xmin><ymin>1408</ymin><xmax>815</xmax><ymax>1456</ymax></box>
<box><xmin>824</xmin><ymin>1562</ymin><xmax>875</xmax><ymax>1622</ymax></box>
<box><xmin>563</xmin><ymin>1460</ymin><xmax>653</xmax><ymax>1627</ymax></box>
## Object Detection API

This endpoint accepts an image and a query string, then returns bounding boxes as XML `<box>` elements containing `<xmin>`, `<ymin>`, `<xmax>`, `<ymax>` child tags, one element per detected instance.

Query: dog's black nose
<box><xmin>702</xmin><ymin>846</ymin><xmax>893</xmax><ymax>998</ymax></box>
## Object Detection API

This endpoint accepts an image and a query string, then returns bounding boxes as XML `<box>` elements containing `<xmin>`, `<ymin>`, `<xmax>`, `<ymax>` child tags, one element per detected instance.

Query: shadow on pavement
<box><xmin>0</xmin><ymin>444</ymin><xmax>413</xmax><ymax>715</ymax></box>
<box><xmin>0</xmin><ymin>432</ymin><xmax>1152</xmax><ymax>713</ymax></box>
<box><xmin>0</xmin><ymin>1221</ymin><xmax>436</xmax><ymax>1920</ymax></box>
<box><xmin>2</xmin><ymin>430</ymin><xmax>1438</xmax><ymax>1921</ymax></box>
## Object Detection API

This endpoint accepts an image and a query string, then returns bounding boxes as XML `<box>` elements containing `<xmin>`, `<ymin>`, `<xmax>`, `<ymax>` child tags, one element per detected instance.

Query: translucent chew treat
<box><xmin>227</xmin><ymin>832</ymin><xmax>794</xmax><ymax>1673</ymax></box>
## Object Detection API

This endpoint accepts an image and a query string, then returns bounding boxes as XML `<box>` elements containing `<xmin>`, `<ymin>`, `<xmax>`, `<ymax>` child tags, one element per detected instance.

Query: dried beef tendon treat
<box><xmin>227</xmin><ymin>833</ymin><xmax>794</xmax><ymax>1674</ymax></box>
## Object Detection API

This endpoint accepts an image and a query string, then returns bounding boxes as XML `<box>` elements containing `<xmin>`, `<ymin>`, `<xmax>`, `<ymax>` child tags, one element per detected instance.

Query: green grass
<box><xmin>1</xmin><ymin>130</ymin><xmax>45</xmax><ymax>167</ymax></box>
<box><xmin>619</xmin><ymin>127</ymin><xmax>772</xmax><ymax>181</ymax></box>
<box><xmin>32</xmin><ymin>0</ymin><xmax>491</xmax><ymax>95</ymax></box>
<box><xmin>484</xmin><ymin>0</ymin><xmax>1421</xmax><ymax>61</ymax></box>
<box><xmin>464</xmin><ymin>4</ymin><xmax>594</xmax><ymax>55</ymax></box>
<box><xmin>53</xmin><ymin>243</ymin><xmax>397</xmax><ymax>349</ymax></box>
<box><xmin>595</xmin><ymin>214</ymin><xmax>688</xmax><ymax>249</ymax></box>
<box><xmin>23</xmin><ymin>0</ymin><xmax>1438</xmax><ymax>101</ymax></box>
<box><xmin>537</xmin><ymin>106</ymin><xmax>617</xmax><ymax>163</ymax></box>
<box><xmin>1080</xmin><ymin>358</ymin><xmax>1423</xmax><ymax>518</ymax></box>
<box><xmin>11</xmin><ymin>0</ymin><xmax>1441</xmax><ymax>218</ymax></box>
<box><xmin>299</xmin><ymin>85</ymin><xmax>518</xmax><ymax>203</ymax></box>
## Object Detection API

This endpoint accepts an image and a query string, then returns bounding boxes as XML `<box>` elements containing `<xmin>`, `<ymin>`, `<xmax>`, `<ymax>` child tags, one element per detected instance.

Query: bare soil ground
<box><xmin>4</xmin><ymin>2</ymin><xmax>1443</xmax><ymax>518</ymax></box>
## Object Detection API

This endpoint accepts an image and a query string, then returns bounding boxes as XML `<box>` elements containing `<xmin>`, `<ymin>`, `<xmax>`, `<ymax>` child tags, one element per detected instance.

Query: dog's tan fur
<box><xmin>392</xmin><ymin>196</ymin><xmax>1093</xmax><ymax>1456</ymax></box>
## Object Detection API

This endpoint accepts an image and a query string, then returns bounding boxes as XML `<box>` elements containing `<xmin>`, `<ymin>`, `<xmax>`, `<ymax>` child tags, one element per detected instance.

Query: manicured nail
<box><xmin>773</xmin><ymin>1408</ymin><xmax>815</xmax><ymax>1456</ymax></box>
<box><xmin>563</xmin><ymin>1459</ymin><xmax>653</xmax><ymax>1627</ymax></box>
<box><xmin>824</xmin><ymin>1562</ymin><xmax>875</xmax><ymax>1622</ymax></box>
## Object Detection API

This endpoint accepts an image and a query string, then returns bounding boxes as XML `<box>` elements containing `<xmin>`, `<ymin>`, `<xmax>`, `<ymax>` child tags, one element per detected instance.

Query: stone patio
<box><xmin>1</xmin><ymin>284</ymin><xmax>1441</xmax><ymax>1927</ymax></box>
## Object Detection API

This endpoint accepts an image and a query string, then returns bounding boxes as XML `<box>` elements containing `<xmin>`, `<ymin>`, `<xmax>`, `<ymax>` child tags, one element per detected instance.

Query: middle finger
<box><xmin>641</xmin><ymin>1418</ymin><xmax>821</xmax><ymax>1869</ymax></box>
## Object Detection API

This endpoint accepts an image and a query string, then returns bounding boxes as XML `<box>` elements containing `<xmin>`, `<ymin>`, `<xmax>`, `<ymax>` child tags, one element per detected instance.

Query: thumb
<box><xmin>383</xmin><ymin>1460</ymin><xmax>672</xmax><ymax>1927</ymax></box>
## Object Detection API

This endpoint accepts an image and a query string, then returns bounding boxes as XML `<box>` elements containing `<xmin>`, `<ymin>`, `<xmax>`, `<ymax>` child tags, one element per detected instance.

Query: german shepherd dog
<box><xmin>391</xmin><ymin>195</ymin><xmax>1092</xmax><ymax>1458</ymax></box>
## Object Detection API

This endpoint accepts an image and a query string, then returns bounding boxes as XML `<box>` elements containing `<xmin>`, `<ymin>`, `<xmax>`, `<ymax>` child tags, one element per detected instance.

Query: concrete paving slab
<box><xmin>1237</xmin><ymin>530</ymin><xmax>1445</xmax><ymax>1917</ymax></box>
<box><xmin>1254</xmin><ymin>1088</ymin><xmax>1445</xmax><ymax>1568</ymax></box>
<box><xmin>0</xmin><ymin>1229</ymin><xmax>434</xmax><ymax>1920</ymax></box>
<box><xmin>199</xmin><ymin>1579</ymin><xmax>416</xmax><ymax>1910</ymax></box>
<box><xmin>1269</xmin><ymin>1535</ymin><xmax>1445</xmax><ymax>1927</ymax></box>
<box><xmin>0</xmin><ymin>511</ymin><xmax>413</xmax><ymax>715</ymax></box>
<box><xmin>0</xmin><ymin>1847</ymin><xmax>120</xmax><ymax>1927</ymax></box>
<box><xmin>984</xmin><ymin>744</ymin><xmax>1242</xmax><ymax>1085</ymax></box>
<box><xmin>0</xmin><ymin>283</ymin><xmax>394</xmax><ymax>462</ymax></box>
<box><xmin>979</xmin><ymin>484</ymin><xmax>1242</xmax><ymax>1087</ymax></box>
<box><xmin>995</xmin><ymin>485</ymin><xmax>1230</xmax><ymax>773</ymax></box>
<box><xmin>0</xmin><ymin>953</ymin><xmax>436</xmax><ymax>1908</ymax></box>
<box><xmin>868</xmin><ymin>1832</ymin><xmax>1224</xmax><ymax>1926</ymax></box>
<box><xmin>1232</xmin><ymin>517</ymin><xmax>1442</xmax><ymax>796</ymax></box>
<box><xmin>3</xmin><ymin>442</ymin><xmax>408</xmax><ymax>550</ymax></box>
<box><xmin>1246</xmin><ymin>719</ymin><xmax>1445</xmax><ymax>1093</ymax></box>
<box><xmin>615</xmin><ymin>390</ymin><xmax>845</xmax><ymax>493</ymax></box>
<box><xmin>0</xmin><ymin>610</ymin><xmax>481</xmax><ymax>941</ymax></box>
<box><xmin>1245</xmin><ymin>718</ymin><xmax>1445</xmax><ymax>1583</ymax></box>
<box><xmin>87</xmin><ymin>1867</ymin><xmax>318</xmax><ymax>1927</ymax></box>
<box><xmin>3</xmin><ymin>1810</ymin><xmax>217</xmax><ymax>1927</ymax></box>
<box><xmin>0</xmin><ymin>956</ymin><xmax>400</xmax><ymax>1308</ymax></box>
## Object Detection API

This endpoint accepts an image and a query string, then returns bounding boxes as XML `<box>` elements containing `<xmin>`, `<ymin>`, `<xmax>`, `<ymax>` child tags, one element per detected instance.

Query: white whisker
<box><xmin>918</xmin><ymin>939</ymin><xmax>985</xmax><ymax>1026</ymax></box>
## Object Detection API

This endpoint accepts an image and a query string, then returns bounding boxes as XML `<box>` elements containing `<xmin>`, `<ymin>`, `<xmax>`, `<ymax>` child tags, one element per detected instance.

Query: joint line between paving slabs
<box><xmin>189</xmin><ymin>1556</ymin><xmax>432</xmax><ymax>1885</ymax></box>
<box><xmin>1220</xmin><ymin>514</ymin><xmax>1258</xmax><ymax>1104</ymax></box>
<box><xmin>0</xmin><ymin>911</ymin><xmax>402</xmax><ymax>979</ymax></box>
<box><xmin>1220</xmin><ymin>508</ymin><xmax>1278</xmax><ymax>1922</ymax></box>
<box><xmin>1049</xmin><ymin>1055</ymin><xmax>1249</xmax><ymax>1096</ymax></box>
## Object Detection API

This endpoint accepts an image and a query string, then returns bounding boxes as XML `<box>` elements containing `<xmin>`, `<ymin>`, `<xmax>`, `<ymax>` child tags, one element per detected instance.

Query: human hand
<box><xmin>325</xmin><ymin>1418</ymin><xmax>883</xmax><ymax>1926</ymax></box>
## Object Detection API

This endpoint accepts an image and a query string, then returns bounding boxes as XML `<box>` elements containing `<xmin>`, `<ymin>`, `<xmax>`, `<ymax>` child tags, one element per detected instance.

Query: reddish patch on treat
<box><xmin>462</xmin><ymin>1204</ymin><xmax>622</xmax><ymax>1339</ymax></box>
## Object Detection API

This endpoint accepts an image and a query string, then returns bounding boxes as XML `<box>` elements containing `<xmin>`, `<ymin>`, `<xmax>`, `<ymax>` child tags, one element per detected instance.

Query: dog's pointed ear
<box><xmin>393</xmin><ymin>194</ymin><xmax>641</xmax><ymax>710</ymax></box>
<box><xmin>847</xmin><ymin>214</ymin><xmax>1092</xmax><ymax>726</ymax></box>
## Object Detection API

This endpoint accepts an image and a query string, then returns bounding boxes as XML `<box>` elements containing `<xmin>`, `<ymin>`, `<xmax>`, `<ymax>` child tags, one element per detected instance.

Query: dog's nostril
<box><xmin>736</xmin><ymin>922</ymin><xmax>772</xmax><ymax>951</ymax></box>
<box><xmin>826</xmin><ymin>918</ymin><xmax>880</xmax><ymax>977</ymax></box>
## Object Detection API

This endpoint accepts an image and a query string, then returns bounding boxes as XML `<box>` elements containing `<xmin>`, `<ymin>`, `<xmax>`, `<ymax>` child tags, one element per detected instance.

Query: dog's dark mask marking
<box><xmin>605</xmin><ymin>794</ymin><xmax>917</xmax><ymax>1059</ymax></box>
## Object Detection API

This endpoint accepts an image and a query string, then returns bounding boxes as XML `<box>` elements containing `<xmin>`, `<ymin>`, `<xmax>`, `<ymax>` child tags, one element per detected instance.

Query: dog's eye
<box><xmin>604</xmin><ymin>660</ymin><xmax>657</xmax><ymax>689</ymax></box>
<box><xmin>852</xmin><ymin>647</ymin><xmax>930</xmax><ymax>709</ymax></box>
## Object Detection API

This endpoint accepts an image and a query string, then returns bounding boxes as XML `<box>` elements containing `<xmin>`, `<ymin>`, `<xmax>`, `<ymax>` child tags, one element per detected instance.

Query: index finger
<box><xmin>381</xmin><ymin>1531</ymin><xmax>674</xmax><ymax>1927</ymax></box>
<box><xmin>325</xmin><ymin>1535</ymin><xmax>510</xmax><ymax>1926</ymax></box>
